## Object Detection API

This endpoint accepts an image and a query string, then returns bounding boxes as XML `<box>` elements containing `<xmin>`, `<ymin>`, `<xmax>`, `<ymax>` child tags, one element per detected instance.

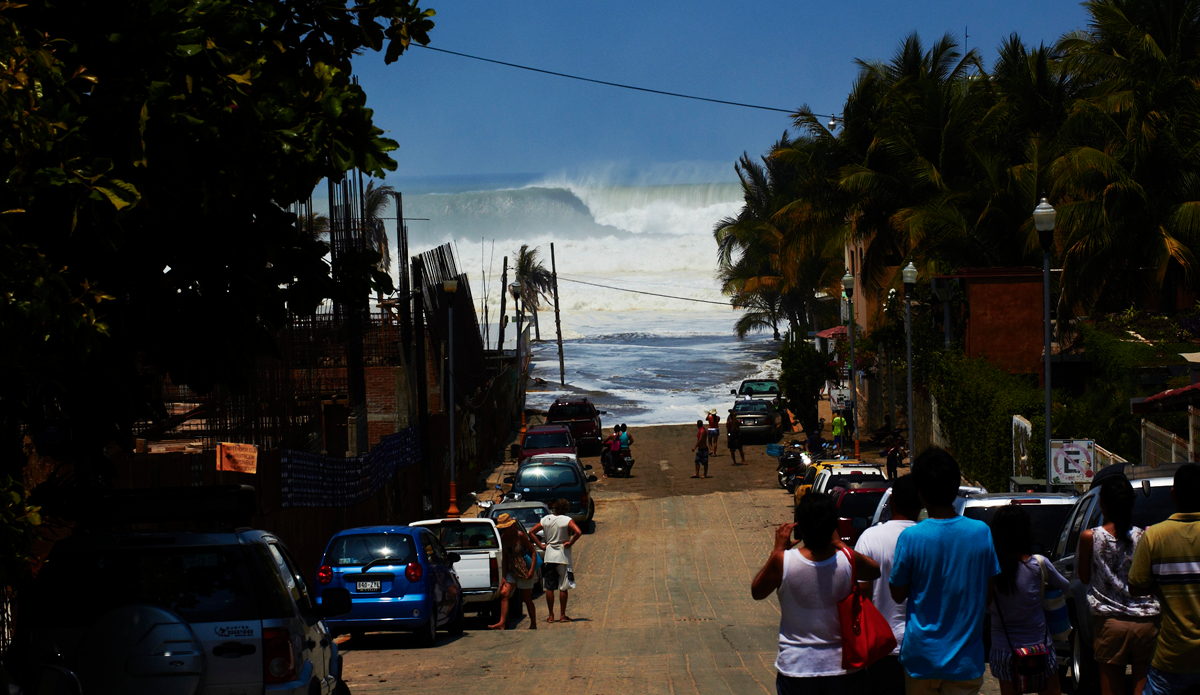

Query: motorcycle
<box><xmin>776</xmin><ymin>441</ymin><xmax>808</xmax><ymax>489</ymax></box>
<box><xmin>470</xmin><ymin>484</ymin><xmax>522</xmax><ymax>512</ymax></box>
<box><xmin>869</xmin><ymin>426</ymin><xmax>906</xmax><ymax>445</ymax></box>
<box><xmin>604</xmin><ymin>447</ymin><xmax>635</xmax><ymax>478</ymax></box>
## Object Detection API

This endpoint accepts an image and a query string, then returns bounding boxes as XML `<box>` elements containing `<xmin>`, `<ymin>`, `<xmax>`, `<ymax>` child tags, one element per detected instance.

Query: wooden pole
<box><xmin>551</xmin><ymin>243</ymin><xmax>566</xmax><ymax>386</ymax></box>
<box><xmin>496</xmin><ymin>256</ymin><xmax>508</xmax><ymax>352</ymax></box>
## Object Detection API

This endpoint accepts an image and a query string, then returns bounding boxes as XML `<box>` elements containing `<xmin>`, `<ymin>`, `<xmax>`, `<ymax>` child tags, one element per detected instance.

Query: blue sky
<box><xmin>352</xmin><ymin>0</ymin><xmax>1091</xmax><ymax>184</ymax></box>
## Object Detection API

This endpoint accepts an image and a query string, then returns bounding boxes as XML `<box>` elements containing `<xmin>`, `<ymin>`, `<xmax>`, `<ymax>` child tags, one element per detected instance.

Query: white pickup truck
<box><xmin>410</xmin><ymin>517</ymin><xmax>503</xmax><ymax>619</ymax></box>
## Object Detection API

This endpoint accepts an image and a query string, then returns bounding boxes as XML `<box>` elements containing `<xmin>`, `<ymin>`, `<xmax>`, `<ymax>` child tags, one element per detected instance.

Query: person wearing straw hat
<box><xmin>706</xmin><ymin>408</ymin><xmax>721</xmax><ymax>454</ymax></box>
<box><xmin>487</xmin><ymin>513</ymin><xmax>539</xmax><ymax>630</ymax></box>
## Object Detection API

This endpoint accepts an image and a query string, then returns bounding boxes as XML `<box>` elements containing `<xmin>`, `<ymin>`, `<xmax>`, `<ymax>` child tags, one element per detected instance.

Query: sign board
<box><xmin>1050</xmin><ymin>439</ymin><xmax>1095</xmax><ymax>484</ymax></box>
<box><xmin>830</xmin><ymin>388</ymin><xmax>852</xmax><ymax>411</ymax></box>
<box><xmin>217</xmin><ymin>442</ymin><xmax>258</xmax><ymax>474</ymax></box>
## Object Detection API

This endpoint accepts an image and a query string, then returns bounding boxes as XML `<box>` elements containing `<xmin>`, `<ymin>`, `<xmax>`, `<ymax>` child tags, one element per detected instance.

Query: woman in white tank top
<box><xmin>752</xmin><ymin>492</ymin><xmax>881</xmax><ymax>695</ymax></box>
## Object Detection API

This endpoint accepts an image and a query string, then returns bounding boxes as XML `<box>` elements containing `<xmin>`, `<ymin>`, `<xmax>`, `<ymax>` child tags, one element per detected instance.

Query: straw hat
<box><xmin>707</xmin><ymin>408</ymin><xmax>717</xmax><ymax>415</ymax></box>
<box><xmin>494</xmin><ymin>513</ymin><xmax>517</xmax><ymax>529</ymax></box>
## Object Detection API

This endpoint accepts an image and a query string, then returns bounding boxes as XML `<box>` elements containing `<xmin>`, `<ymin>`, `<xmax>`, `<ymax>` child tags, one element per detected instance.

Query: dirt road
<box><xmin>338</xmin><ymin>422</ymin><xmax>986</xmax><ymax>694</ymax></box>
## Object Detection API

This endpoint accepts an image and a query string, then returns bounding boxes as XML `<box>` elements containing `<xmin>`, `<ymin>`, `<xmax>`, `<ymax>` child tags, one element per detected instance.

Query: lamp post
<box><xmin>443</xmin><ymin>278</ymin><xmax>461</xmax><ymax>517</ymax></box>
<box><xmin>1032</xmin><ymin>198</ymin><xmax>1057</xmax><ymax>493</ymax></box>
<box><xmin>510</xmin><ymin>281</ymin><xmax>524</xmax><ymax>416</ymax></box>
<box><xmin>902</xmin><ymin>262</ymin><xmax>918</xmax><ymax>465</ymax></box>
<box><xmin>842</xmin><ymin>271</ymin><xmax>857</xmax><ymax>457</ymax></box>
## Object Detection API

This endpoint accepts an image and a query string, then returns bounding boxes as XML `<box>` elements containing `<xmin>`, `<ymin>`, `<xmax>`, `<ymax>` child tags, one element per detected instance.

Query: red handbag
<box><xmin>837</xmin><ymin>547</ymin><xmax>898</xmax><ymax>669</ymax></box>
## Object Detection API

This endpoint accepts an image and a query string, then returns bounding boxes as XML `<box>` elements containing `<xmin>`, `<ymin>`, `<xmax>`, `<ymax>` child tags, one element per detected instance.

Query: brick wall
<box><xmin>962</xmin><ymin>269</ymin><xmax>1044</xmax><ymax>375</ymax></box>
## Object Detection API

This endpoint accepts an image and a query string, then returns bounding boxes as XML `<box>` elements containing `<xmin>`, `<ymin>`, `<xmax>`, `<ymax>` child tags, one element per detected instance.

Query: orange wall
<box><xmin>963</xmin><ymin>272</ymin><xmax>1044</xmax><ymax>375</ymax></box>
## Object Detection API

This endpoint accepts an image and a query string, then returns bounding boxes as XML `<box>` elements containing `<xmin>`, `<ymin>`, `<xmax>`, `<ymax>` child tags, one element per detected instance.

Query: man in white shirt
<box><xmin>855</xmin><ymin>475</ymin><xmax>921</xmax><ymax>695</ymax></box>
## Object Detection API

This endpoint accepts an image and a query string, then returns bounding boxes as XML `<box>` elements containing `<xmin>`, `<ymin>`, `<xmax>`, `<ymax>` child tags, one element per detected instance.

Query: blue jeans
<box><xmin>1143</xmin><ymin>666</ymin><xmax>1200</xmax><ymax>695</ymax></box>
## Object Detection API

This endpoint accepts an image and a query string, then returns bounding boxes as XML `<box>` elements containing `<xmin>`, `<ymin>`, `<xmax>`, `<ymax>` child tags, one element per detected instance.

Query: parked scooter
<box><xmin>471</xmin><ymin>484</ymin><xmax>522</xmax><ymax>512</ymax></box>
<box><xmin>776</xmin><ymin>441</ymin><xmax>808</xmax><ymax>489</ymax></box>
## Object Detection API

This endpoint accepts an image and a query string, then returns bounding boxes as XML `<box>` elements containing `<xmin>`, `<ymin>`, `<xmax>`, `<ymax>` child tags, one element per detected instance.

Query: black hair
<box><xmin>697</xmin><ymin>420</ymin><xmax>704</xmax><ymax>427</ymax></box>
<box><xmin>891</xmin><ymin>475</ymin><xmax>922</xmax><ymax>518</ymax></box>
<box><xmin>911</xmin><ymin>447</ymin><xmax>960</xmax><ymax>507</ymax></box>
<box><xmin>991</xmin><ymin>505</ymin><xmax>1034</xmax><ymax>594</ymax></box>
<box><xmin>795</xmin><ymin>493</ymin><xmax>839</xmax><ymax>552</ymax></box>
<box><xmin>1175</xmin><ymin>463</ymin><xmax>1200</xmax><ymax>512</ymax></box>
<box><xmin>1098</xmin><ymin>475</ymin><xmax>1135</xmax><ymax>544</ymax></box>
<box><xmin>620</xmin><ymin>424</ymin><xmax>627</xmax><ymax>432</ymax></box>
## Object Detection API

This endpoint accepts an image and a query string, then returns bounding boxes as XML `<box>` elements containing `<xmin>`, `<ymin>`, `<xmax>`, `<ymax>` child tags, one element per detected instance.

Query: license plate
<box><xmin>356</xmin><ymin>580</ymin><xmax>381</xmax><ymax>592</ymax></box>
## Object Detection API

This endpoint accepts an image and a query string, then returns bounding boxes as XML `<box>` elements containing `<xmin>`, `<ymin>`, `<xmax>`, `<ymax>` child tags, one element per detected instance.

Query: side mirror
<box><xmin>584</xmin><ymin>464</ymin><xmax>593</xmax><ymax>470</ymax></box>
<box><xmin>1142</xmin><ymin>479</ymin><xmax>1152</xmax><ymax>497</ymax></box>
<box><xmin>319</xmin><ymin>588</ymin><xmax>352</xmax><ymax>618</ymax></box>
<box><xmin>447</xmin><ymin>552</ymin><xmax>461</xmax><ymax>564</ymax></box>
<box><xmin>586</xmin><ymin>475</ymin><xmax>598</xmax><ymax>483</ymax></box>
<box><xmin>730</xmin><ymin>389</ymin><xmax>737</xmax><ymax>395</ymax></box>
<box><xmin>503</xmin><ymin>476</ymin><xmax>515</xmax><ymax>484</ymax></box>
<box><xmin>851</xmin><ymin>517</ymin><xmax>870</xmax><ymax>530</ymax></box>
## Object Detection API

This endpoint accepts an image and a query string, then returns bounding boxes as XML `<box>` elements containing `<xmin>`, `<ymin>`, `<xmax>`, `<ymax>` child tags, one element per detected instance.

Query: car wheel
<box><xmin>413</xmin><ymin>599</ymin><xmax>438</xmax><ymax>648</ymax></box>
<box><xmin>448</xmin><ymin>596</ymin><xmax>465</xmax><ymax>636</ymax></box>
<box><xmin>1071</xmin><ymin>625</ymin><xmax>1099</xmax><ymax>695</ymax></box>
<box><xmin>333</xmin><ymin>680</ymin><xmax>352</xmax><ymax>695</ymax></box>
<box><xmin>586</xmin><ymin>499</ymin><xmax>595</xmax><ymax>521</ymax></box>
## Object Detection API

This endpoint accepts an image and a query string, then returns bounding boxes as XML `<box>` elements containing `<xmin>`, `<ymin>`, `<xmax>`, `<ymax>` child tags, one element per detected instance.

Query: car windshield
<box><xmin>36</xmin><ymin>544</ymin><xmax>260</xmax><ymax>625</ymax></box>
<box><xmin>840</xmin><ymin>491</ymin><xmax>886</xmax><ymax>519</ymax></box>
<box><xmin>735</xmin><ymin>402</ymin><xmax>769</xmax><ymax>415</ymax></box>
<box><xmin>523</xmin><ymin>432</ymin><xmax>571</xmax><ymax>449</ymax></box>
<box><xmin>325</xmin><ymin>533</ymin><xmax>416</xmax><ymax>567</ymax></box>
<box><xmin>491</xmin><ymin>506</ymin><xmax>550</xmax><ymax>527</ymax></box>
<box><xmin>423</xmin><ymin>523</ymin><xmax>499</xmax><ymax>550</ymax></box>
<box><xmin>515</xmin><ymin>466</ymin><xmax>580</xmax><ymax>488</ymax></box>
<box><xmin>549</xmin><ymin>404</ymin><xmax>593</xmax><ymax>418</ymax></box>
<box><xmin>738</xmin><ymin>381</ymin><xmax>779</xmax><ymax>394</ymax></box>
<box><xmin>964</xmin><ymin>503</ymin><xmax>1075</xmax><ymax>554</ymax></box>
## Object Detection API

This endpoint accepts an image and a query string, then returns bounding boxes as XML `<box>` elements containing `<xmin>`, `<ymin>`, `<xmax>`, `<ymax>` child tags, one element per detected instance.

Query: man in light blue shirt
<box><xmin>890</xmin><ymin>448</ymin><xmax>1000</xmax><ymax>695</ymax></box>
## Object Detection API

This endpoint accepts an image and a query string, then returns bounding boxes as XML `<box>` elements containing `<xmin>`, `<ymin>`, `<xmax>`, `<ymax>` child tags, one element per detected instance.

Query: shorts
<box><xmin>834</xmin><ymin>435</ymin><xmax>843</xmax><ymax>446</ymax></box>
<box><xmin>543</xmin><ymin>562</ymin><xmax>575</xmax><ymax>591</ymax></box>
<box><xmin>1092</xmin><ymin>614</ymin><xmax>1159</xmax><ymax>665</ymax></box>
<box><xmin>707</xmin><ymin>428</ymin><xmax>719</xmax><ymax>440</ymax></box>
<box><xmin>695</xmin><ymin>449</ymin><xmax>710</xmax><ymax>465</ymax></box>
<box><xmin>728</xmin><ymin>435</ymin><xmax>743</xmax><ymax>451</ymax></box>
<box><xmin>505</xmin><ymin>572</ymin><xmax>536</xmax><ymax>590</ymax></box>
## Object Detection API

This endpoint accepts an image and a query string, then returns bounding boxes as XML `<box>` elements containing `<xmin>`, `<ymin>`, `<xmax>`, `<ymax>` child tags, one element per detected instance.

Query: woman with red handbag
<box><xmin>751</xmin><ymin>493</ymin><xmax>883</xmax><ymax>695</ymax></box>
<box><xmin>989</xmin><ymin>506</ymin><xmax>1071</xmax><ymax>695</ymax></box>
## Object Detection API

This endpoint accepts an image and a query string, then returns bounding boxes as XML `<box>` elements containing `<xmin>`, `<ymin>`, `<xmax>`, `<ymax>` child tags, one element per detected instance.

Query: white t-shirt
<box><xmin>540</xmin><ymin>514</ymin><xmax>573</xmax><ymax>566</ymax></box>
<box><xmin>853</xmin><ymin>519</ymin><xmax>915</xmax><ymax>654</ymax></box>
<box><xmin>776</xmin><ymin>547</ymin><xmax>854</xmax><ymax>677</ymax></box>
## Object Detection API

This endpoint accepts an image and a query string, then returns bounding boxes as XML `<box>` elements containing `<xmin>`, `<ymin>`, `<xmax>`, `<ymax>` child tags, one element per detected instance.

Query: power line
<box><xmin>556</xmin><ymin>275</ymin><xmax>730</xmax><ymax>306</ymax></box>
<box><xmin>416</xmin><ymin>45</ymin><xmax>825</xmax><ymax>117</ymax></box>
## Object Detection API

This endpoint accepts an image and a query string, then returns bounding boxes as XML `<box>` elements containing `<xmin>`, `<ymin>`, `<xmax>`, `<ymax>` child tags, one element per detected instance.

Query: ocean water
<box><xmin>398</xmin><ymin>174</ymin><xmax>782</xmax><ymax>425</ymax></box>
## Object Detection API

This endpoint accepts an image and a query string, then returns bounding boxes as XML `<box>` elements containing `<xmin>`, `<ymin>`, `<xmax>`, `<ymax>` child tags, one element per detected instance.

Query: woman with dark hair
<box><xmin>1077</xmin><ymin>475</ymin><xmax>1160</xmax><ymax>695</ymax></box>
<box><xmin>988</xmin><ymin>505</ymin><xmax>1070</xmax><ymax>695</ymax></box>
<box><xmin>751</xmin><ymin>493</ymin><xmax>881</xmax><ymax>695</ymax></box>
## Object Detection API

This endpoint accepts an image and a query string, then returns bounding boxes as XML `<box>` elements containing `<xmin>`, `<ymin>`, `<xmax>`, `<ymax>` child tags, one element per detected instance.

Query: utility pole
<box><xmin>411</xmin><ymin>257</ymin><xmax>432</xmax><ymax>512</ymax></box>
<box><xmin>551</xmin><ymin>243</ymin><xmax>566</xmax><ymax>386</ymax></box>
<box><xmin>496</xmin><ymin>256</ymin><xmax>508</xmax><ymax>352</ymax></box>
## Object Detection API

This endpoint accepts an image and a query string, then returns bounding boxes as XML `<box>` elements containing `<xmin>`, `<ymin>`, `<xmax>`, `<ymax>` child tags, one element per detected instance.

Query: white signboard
<box><xmin>1050</xmin><ymin>439</ymin><xmax>1095</xmax><ymax>484</ymax></box>
<box><xmin>830</xmin><ymin>388</ymin><xmax>852</xmax><ymax>411</ymax></box>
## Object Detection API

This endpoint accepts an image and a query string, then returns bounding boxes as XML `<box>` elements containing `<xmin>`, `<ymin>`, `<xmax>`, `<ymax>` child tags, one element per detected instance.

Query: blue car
<box><xmin>315</xmin><ymin>525</ymin><xmax>464</xmax><ymax>647</ymax></box>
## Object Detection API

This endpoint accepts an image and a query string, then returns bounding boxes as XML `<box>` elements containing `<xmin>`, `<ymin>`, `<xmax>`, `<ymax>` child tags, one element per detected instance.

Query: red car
<box><xmin>517</xmin><ymin>424</ymin><xmax>576</xmax><ymax>462</ymax></box>
<box><xmin>544</xmin><ymin>397</ymin><xmax>604</xmax><ymax>453</ymax></box>
<box><xmin>830</xmin><ymin>482</ymin><xmax>891</xmax><ymax>546</ymax></box>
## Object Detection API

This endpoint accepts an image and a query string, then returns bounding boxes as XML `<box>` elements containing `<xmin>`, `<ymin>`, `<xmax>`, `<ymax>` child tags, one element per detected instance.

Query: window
<box><xmin>275</xmin><ymin>544</ymin><xmax>314</xmax><ymax>613</ymax></box>
<box><xmin>802</xmin><ymin>468</ymin><xmax>818</xmax><ymax>487</ymax></box>
<box><xmin>325</xmin><ymin>533</ymin><xmax>416</xmax><ymax>567</ymax></box>
<box><xmin>549</xmin><ymin>404</ymin><xmax>594</xmax><ymax>418</ymax></box>
<box><xmin>515</xmin><ymin>466</ymin><xmax>579</xmax><ymax>488</ymax></box>
<box><xmin>491</xmin><ymin>506</ymin><xmax>550</xmax><ymax>528</ymax></box>
<box><xmin>431</xmin><ymin>522</ymin><xmax>499</xmax><ymax>550</ymax></box>
<box><xmin>428</xmin><ymin>536</ymin><xmax>450</xmax><ymax>565</ymax></box>
<box><xmin>734</xmin><ymin>402</ymin><xmax>769</xmax><ymax>415</ymax></box>
<box><xmin>840</xmin><ymin>491</ymin><xmax>886</xmax><ymax>519</ymax></box>
<box><xmin>1064</xmin><ymin>497</ymin><xmax>1094</xmax><ymax>559</ymax></box>
<box><xmin>523</xmin><ymin>432</ymin><xmax>572</xmax><ymax>449</ymax></box>
<box><xmin>963</xmin><ymin>504</ymin><xmax>1075</xmax><ymax>555</ymax></box>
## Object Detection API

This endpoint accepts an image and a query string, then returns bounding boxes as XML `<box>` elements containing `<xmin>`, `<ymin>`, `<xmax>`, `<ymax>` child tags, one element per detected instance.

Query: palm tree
<box><xmin>364</xmin><ymin>180</ymin><xmax>396</xmax><ymax>277</ymax></box>
<box><xmin>512</xmin><ymin>244</ymin><xmax>555</xmax><ymax>340</ymax></box>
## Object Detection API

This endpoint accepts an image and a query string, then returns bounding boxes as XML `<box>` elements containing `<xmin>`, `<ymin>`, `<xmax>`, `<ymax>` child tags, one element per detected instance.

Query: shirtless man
<box><xmin>705</xmin><ymin>409</ymin><xmax>721</xmax><ymax>454</ymax></box>
<box><xmin>727</xmin><ymin>411</ymin><xmax>745</xmax><ymax>465</ymax></box>
<box><xmin>691</xmin><ymin>419</ymin><xmax>710</xmax><ymax>479</ymax></box>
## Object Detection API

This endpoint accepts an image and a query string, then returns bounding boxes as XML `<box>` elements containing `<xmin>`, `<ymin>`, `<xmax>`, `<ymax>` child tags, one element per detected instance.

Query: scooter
<box><xmin>776</xmin><ymin>441</ymin><xmax>808</xmax><ymax>489</ymax></box>
<box><xmin>470</xmin><ymin>484</ymin><xmax>522</xmax><ymax>512</ymax></box>
<box><xmin>605</xmin><ymin>447</ymin><xmax>635</xmax><ymax>478</ymax></box>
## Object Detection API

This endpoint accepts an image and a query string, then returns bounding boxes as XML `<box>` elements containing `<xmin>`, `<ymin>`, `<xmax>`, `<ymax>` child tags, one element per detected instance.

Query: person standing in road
<box><xmin>855</xmin><ymin>475</ymin><xmax>921</xmax><ymax>695</ymax></box>
<box><xmin>531</xmin><ymin>498</ymin><xmax>583</xmax><ymax>623</ymax></box>
<box><xmin>890</xmin><ymin>447</ymin><xmax>1001</xmax><ymax>695</ymax></box>
<box><xmin>487</xmin><ymin>513</ymin><xmax>539</xmax><ymax>631</ymax></box>
<box><xmin>1129</xmin><ymin>463</ymin><xmax>1200</xmax><ymax>695</ymax></box>
<box><xmin>751</xmin><ymin>492</ymin><xmax>882</xmax><ymax>695</ymax></box>
<box><xmin>1077</xmin><ymin>475</ymin><xmax>1160</xmax><ymax>695</ymax></box>
<box><xmin>692</xmin><ymin>419</ymin><xmax>710</xmax><ymax>479</ymax></box>
<box><xmin>727</xmin><ymin>410</ymin><xmax>745</xmax><ymax>465</ymax></box>
<box><xmin>987</xmin><ymin>505</ymin><xmax>1070</xmax><ymax>695</ymax></box>
<box><xmin>706</xmin><ymin>409</ymin><xmax>721</xmax><ymax>455</ymax></box>
<box><xmin>832</xmin><ymin>412</ymin><xmax>846</xmax><ymax>456</ymax></box>
<box><xmin>619</xmin><ymin>423</ymin><xmax>634</xmax><ymax>449</ymax></box>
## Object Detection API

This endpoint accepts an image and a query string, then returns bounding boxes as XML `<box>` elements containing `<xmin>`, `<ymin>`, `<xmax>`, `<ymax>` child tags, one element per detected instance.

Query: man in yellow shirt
<box><xmin>831</xmin><ymin>412</ymin><xmax>846</xmax><ymax>456</ymax></box>
<box><xmin>1129</xmin><ymin>463</ymin><xmax>1200</xmax><ymax>695</ymax></box>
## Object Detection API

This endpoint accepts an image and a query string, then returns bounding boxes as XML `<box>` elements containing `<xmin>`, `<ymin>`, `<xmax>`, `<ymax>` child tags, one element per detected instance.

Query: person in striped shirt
<box><xmin>1128</xmin><ymin>463</ymin><xmax>1200</xmax><ymax>695</ymax></box>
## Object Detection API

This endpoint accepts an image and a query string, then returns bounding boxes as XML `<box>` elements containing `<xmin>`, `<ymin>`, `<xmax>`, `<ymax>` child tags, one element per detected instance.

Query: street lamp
<box><xmin>444</xmin><ymin>278</ymin><xmax>461</xmax><ymax>518</ymax></box>
<box><xmin>842</xmin><ymin>271</ymin><xmax>857</xmax><ymax>457</ymax></box>
<box><xmin>902</xmin><ymin>262</ymin><xmax>918</xmax><ymax>466</ymax></box>
<box><xmin>1033</xmin><ymin>198</ymin><xmax>1057</xmax><ymax>493</ymax></box>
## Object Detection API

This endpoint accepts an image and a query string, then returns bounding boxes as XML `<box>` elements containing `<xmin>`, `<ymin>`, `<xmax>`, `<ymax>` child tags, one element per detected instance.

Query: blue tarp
<box><xmin>280</xmin><ymin>426</ymin><xmax>420</xmax><ymax>508</ymax></box>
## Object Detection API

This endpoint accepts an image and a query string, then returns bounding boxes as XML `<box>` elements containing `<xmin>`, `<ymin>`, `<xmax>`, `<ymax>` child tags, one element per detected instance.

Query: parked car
<box><xmin>1052</xmin><ymin>463</ymin><xmax>1183</xmax><ymax>694</ymax></box>
<box><xmin>316</xmin><ymin>525</ymin><xmax>464</xmax><ymax>647</ymax></box>
<box><xmin>829</xmin><ymin>482</ymin><xmax>892</xmax><ymax>546</ymax></box>
<box><xmin>410</xmin><ymin>517</ymin><xmax>503</xmax><ymax>619</ymax></box>
<box><xmin>794</xmin><ymin>461</ymin><xmax>882</xmax><ymax>505</ymax></box>
<box><xmin>544</xmin><ymin>397</ymin><xmax>605</xmax><ymax>453</ymax></box>
<box><xmin>730</xmin><ymin>379</ymin><xmax>781</xmax><ymax>399</ymax></box>
<box><xmin>26</xmin><ymin>486</ymin><xmax>353</xmax><ymax>695</ymax></box>
<box><xmin>521</xmin><ymin>452</ymin><xmax>594</xmax><ymax>479</ymax></box>
<box><xmin>516</xmin><ymin>424</ymin><xmax>576</xmax><ymax>461</ymax></box>
<box><xmin>959</xmin><ymin>493</ymin><xmax>1078</xmax><ymax>555</ymax></box>
<box><xmin>869</xmin><ymin>484</ymin><xmax>992</xmax><ymax>526</ymax></box>
<box><xmin>485</xmin><ymin>500</ymin><xmax>552</xmax><ymax>535</ymax></box>
<box><xmin>504</xmin><ymin>461</ymin><xmax>597</xmax><ymax>524</ymax></box>
<box><xmin>731</xmin><ymin>399</ymin><xmax>783</xmax><ymax>440</ymax></box>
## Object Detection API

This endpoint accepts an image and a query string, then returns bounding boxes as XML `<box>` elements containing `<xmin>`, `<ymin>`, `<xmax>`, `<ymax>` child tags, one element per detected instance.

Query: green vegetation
<box><xmin>779</xmin><ymin>339</ymin><xmax>837</xmax><ymax>434</ymax></box>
